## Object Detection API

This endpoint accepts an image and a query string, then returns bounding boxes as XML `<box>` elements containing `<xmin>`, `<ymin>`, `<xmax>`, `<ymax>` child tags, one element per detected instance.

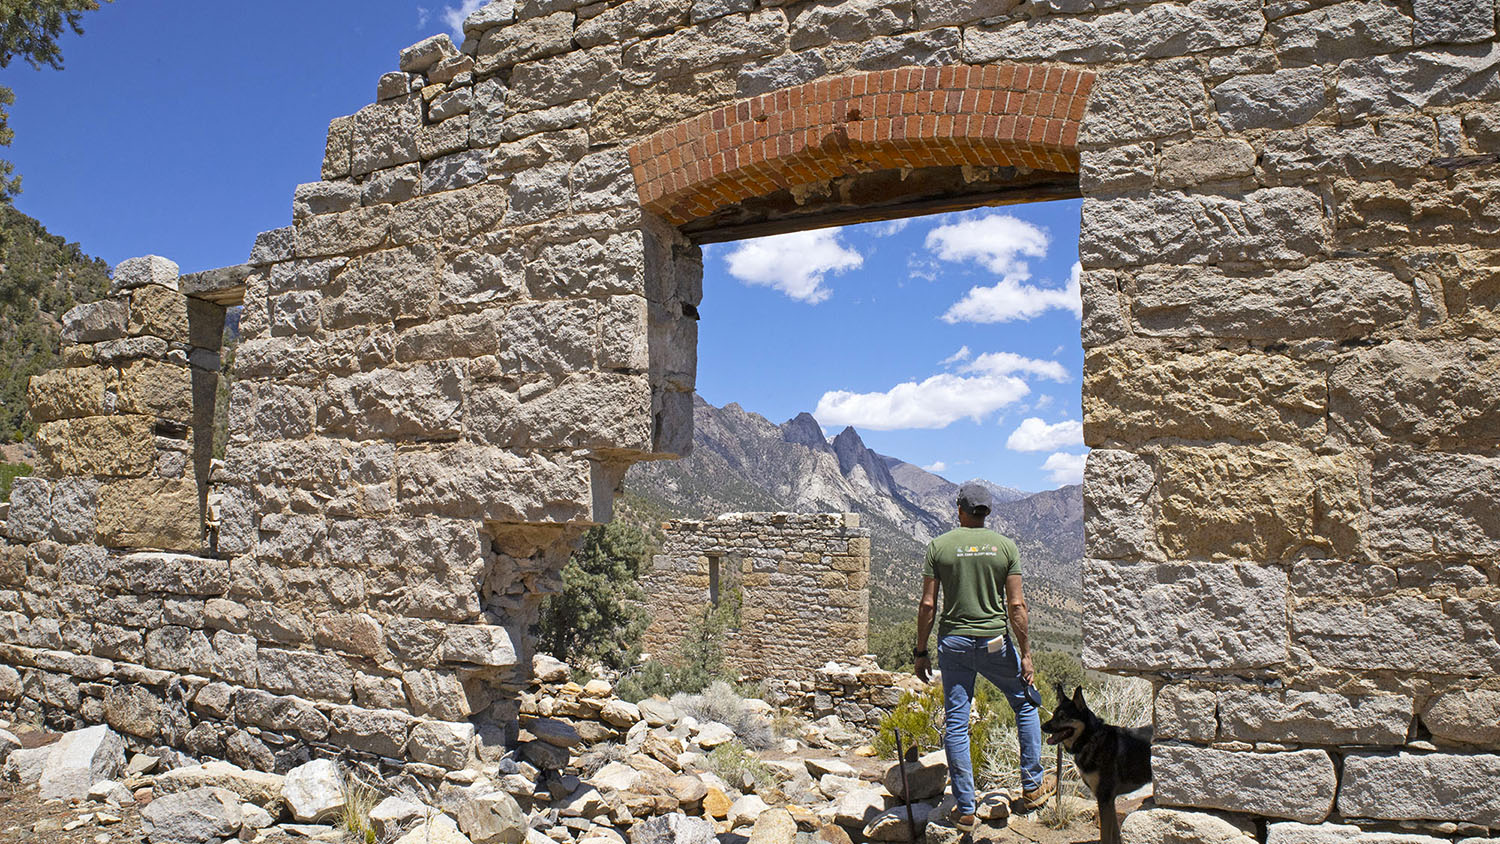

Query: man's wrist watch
<box><xmin>912</xmin><ymin>648</ymin><xmax>929</xmax><ymax>658</ymax></box>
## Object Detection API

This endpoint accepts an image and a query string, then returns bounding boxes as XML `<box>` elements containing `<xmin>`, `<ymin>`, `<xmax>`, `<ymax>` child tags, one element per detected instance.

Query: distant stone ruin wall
<box><xmin>641</xmin><ymin>513</ymin><xmax>869</xmax><ymax>681</ymax></box>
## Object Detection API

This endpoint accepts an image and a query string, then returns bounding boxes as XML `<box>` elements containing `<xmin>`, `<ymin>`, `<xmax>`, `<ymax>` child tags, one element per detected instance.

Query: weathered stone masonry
<box><xmin>640</xmin><ymin>512</ymin><xmax>870</xmax><ymax>681</ymax></box>
<box><xmin>3</xmin><ymin>0</ymin><xmax>1500</xmax><ymax>834</ymax></box>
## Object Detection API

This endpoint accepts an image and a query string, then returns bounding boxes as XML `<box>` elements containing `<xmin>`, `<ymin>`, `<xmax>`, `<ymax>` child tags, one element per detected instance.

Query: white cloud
<box><xmin>814</xmin><ymin>373</ymin><xmax>1031</xmax><ymax>431</ymax></box>
<box><xmin>723</xmin><ymin>228</ymin><xmax>863</xmax><ymax>304</ymax></box>
<box><xmin>417</xmin><ymin>5</ymin><xmax>432</xmax><ymax>27</ymax></box>
<box><xmin>943</xmin><ymin>261</ymin><xmax>1083</xmax><ymax>324</ymax></box>
<box><xmin>1042</xmin><ymin>452</ymin><xmax>1087</xmax><ymax>485</ymax></box>
<box><xmin>1007</xmin><ymin>417</ymin><xmax>1084</xmax><ymax>452</ymax></box>
<box><xmin>439</xmin><ymin>0</ymin><xmax>485</xmax><ymax>40</ymax></box>
<box><xmin>964</xmin><ymin>351</ymin><xmax>1069</xmax><ymax>382</ymax></box>
<box><xmin>940</xmin><ymin>346</ymin><xmax>972</xmax><ymax>366</ymax></box>
<box><xmin>922</xmin><ymin>461</ymin><xmax>948</xmax><ymax>473</ymax></box>
<box><xmin>872</xmin><ymin>218</ymin><xmax>912</xmax><ymax>236</ymax></box>
<box><xmin>927</xmin><ymin>212</ymin><xmax>1049</xmax><ymax>280</ymax></box>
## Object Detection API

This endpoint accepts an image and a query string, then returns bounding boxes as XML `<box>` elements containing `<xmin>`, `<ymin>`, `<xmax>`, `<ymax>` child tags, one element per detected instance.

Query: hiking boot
<box><xmin>1020</xmin><ymin>773</ymin><xmax>1057</xmax><ymax>811</ymax></box>
<box><xmin>950</xmin><ymin>808</ymin><xmax>978</xmax><ymax>833</ymax></box>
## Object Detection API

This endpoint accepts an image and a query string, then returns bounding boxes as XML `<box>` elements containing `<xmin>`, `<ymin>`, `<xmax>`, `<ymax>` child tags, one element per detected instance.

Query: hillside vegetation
<box><xmin>0</xmin><ymin>203</ymin><xmax>110</xmax><ymax>444</ymax></box>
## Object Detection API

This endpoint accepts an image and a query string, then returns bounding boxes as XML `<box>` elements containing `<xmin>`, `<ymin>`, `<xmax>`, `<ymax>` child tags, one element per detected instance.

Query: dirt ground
<box><xmin>0</xmin><ymin>782</ymin><xmax>146</xmax><ymax>843</ymax></box>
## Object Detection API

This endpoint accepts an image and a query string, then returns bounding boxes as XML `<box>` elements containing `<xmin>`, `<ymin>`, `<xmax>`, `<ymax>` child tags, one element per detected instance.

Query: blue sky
<box><xmin>3</xmin><ymin>1</ymin><xmax>1086</xmax><ymax>491</ymax></box>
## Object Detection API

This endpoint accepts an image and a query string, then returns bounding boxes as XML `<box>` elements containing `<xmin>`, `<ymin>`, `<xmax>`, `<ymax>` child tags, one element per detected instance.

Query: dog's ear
<box><xmin>1054</xmin><ymin>682</ymin><xmax>1067</xmax><ymax>702</ymax></box>
<box><xmin>1072</xmin><ymin>685</ymin><xmax>1087</xmax><ymax>709</ymax></box>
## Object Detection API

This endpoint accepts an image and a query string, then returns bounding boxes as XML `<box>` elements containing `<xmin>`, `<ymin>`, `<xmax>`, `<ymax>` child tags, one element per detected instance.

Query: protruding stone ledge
<box><xmin>179</xmin><ymin>264</ymin><xmax>252</xmax><ymax>307</ymax></box>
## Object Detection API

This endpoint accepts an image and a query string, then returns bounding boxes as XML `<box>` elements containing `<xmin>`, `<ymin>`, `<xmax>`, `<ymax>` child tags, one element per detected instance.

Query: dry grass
<box><xmin>672</xmin><ymin>681</ymin><xmax>773</xmax><ymax>750</ymax></box>
<box><xmin>339</xmin><ymin>771</ymin><xmax>380</xmax><ymax>844</ymax></box>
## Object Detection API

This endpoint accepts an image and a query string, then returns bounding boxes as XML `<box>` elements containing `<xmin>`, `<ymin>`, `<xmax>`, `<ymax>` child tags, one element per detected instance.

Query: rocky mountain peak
<box><xmin>780</xmin><ymin>412</ymin><xmax>830</xmax><ymax>451</ymax></box>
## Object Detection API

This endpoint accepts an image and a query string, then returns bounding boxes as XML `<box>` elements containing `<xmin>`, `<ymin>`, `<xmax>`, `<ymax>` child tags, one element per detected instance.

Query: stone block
<box><xmin>395</xmin><ymin>445</ymin><xmax>592</xmax><ymax>523</ymax></box>
<box><xmin>1339</xmin><ymin>753</ymin><xmax>1500</xmax><ymax>825</ymax></box>
<box><xmin>257</xmin><ymin>647</ymin><xmax>354</xmax><ymax>703</ymax></box>
<box><xmin>36</xmin><ymin>725</ymin><xmax>126</xmax><ymax>803</ymax></box>
<box><xmin>1337</xmin><ymin>44</ymin><xmax>1500</xmax><ymax>120</ymax></box>
<box><xmin>212</xmin><ymin>629</ymin><xmax>258</xmax><ymax>686</ymax></box>
<box><xmin>623</xmin><ymin>10</ymin><xmax>788</xmax><ymax>80</ymax></box>
<box><xmin>103</xmin><ymin>685</ymin><xmax>164</xmax><ymax>740</ymax></box>
<box><xmin>1268</xmin><ymin>1</ymin><xmax>1411</xmax><ymax>65</ymax></box>
<box><xmin>234</xmin><ymin>688</ymin><xmax>330</xmax><ymax>741</ymax></box>
<box><xmin>61</xmin><ymin>298</ymin><xmax>128</xmax><ymax>343</ymax></box>
<box><xmin>1080</xmin><ymin>188</ymin><xmax>1324</xmax><ymax>268</ymax></box>
<box><xmin>144</xmin><ymin>625</ymin><xmax>215</xmax><ymax>674</ymax></box>
<box><xmin>1332</xmin><ymin>340</ymin><xmax>1500</xmax><ymax>447</ymax></box>
<box><xmin>466</xmin><ymin>373</ymin><xmax>654</xmax><ymax>452</ymax></box>
<box><xmin>322</xmin><ymin>115</ymin><xmax>353</xmax><ymax>181</ymax></box>
<box><xmin>1422</xmin><ymin>689</ymin><xmax>1500</xmax><ymax>748</ymax></box>
<box><xmin>291</xmin><ymin>180</ymin><xmax>360</xmax><ymax>220</ymax></box>
<box><xmin>1155</xmin><ymin>685</ymin><xmax>1217</xmax><ymax>742</ymax></box>
<box><xmin>97</xmin><ymin>477</ymin><xmax>201</xmax><ymax>552</ymax></box>
<box><xmin>1083</xmin><ymin>449</ymin><xmax>1153</xmax><ymax>559</ymax></box>
<box><xmin>1078</xmin><ymin>58</ymin><xmax>1205</xmax><ymax>145</ymax></box>
<box><xmin>5</xmin><ymin>477</ymin><xmax>50</xmax><ymax>543</ymax></box>
<box><xmin>329</xmin><ymin>705</ymin><xmax>414</xmax><ymax>758</ymax></box>
<box><xmin>126</xmin><ymin>283</ymin><xmax>194</xmax><ymax>345</ymax></box>
<box><xmin>788</xmin><ymin>0</ymin><xmax>914</xmax><ymax>51</ymax></box>
<box><xmin>496</xmin><ymin>300</ymin><xmax>596</xmax><ymax>374</ymax></box>
<box><xmin>400</xmin><ymin>34</ymin><xmax>458</xmax><ymax>72</ymax></box>
<box><xmin>109</xmin><ymin>552</ymin><xmax>228</xmax><ymax>596</ymax></box>
<box><xmin>116</xmin><ymin>359</ymin><xmax>193</xmax><ymax>418</ymax></box>
<box><xmin>1128</xmin><ymin>261</ymin><xmax>1411</xmax><ymax>340</ymax></box>
<box><xmin>965</xmin><ymin>0</ymin><xmax>1262</xmax><ymax>64</ymax></box>
<box><xmin>1213</xmin><ymin>67</ymin><xmax>1326</xmax><ymax>131</ymax></box>
<box><xmin>321</xmin><ymin>360</ymin><xmax>463</xmax><ymax>441</ymax></box>
<box><xmin>27</xmin><ymin>367</ymin><xmax>109</xmax><ymax>422</ymax></box>
<box><xmin>320</xmin><ymin>242</ymin><xmax>436</xmax><ymax>330</ymax></box>
<box><xmin>429</xmin><ymin>87</ymin><xmax>472</xmax><ymax>123</ymax></box>
<box><xmin>111</xmin><ymin>255</ymin><xmax>179</xmax><ymax>293</ymax></box>
<box><xmin>575</xmin><ymin>0</ymin><xmax>690</xmax><ymax>46</ymax></box>
<box><xmin>1084</xmin><ymin>560</ymin><xmax>1287</xmax><ymax>672</ymax></box>
<box><xmin>410</xmin><ymin>720</ymin><xmax>475</xmax><ymax>769</ymax></box>
<box><xmin>403</xmin><ymin>669</ymin><xmax>474</xmax><ymax>721</ymax></box>
<box><xmin>1414</xmin><ymin>0</ymin><xmax>1495</xmax><ymax>46</ymax></box>
<box><xmin>1085</xmin><ymin>348</ymin><xmax>1326</xmax><ymax>445</ymax></box>
<box><xmin>1217</xmin><ymin>689</ymin><xmax>1411</xmax><ymax>745</ymax></box>
<box><xmin>508</xmin><ymin>46</ymin><xmax>623</xmax><ymax>111</ymax></box>
<box><xmin>350</xmin><ymin>97</ymin><xmax>422</xmax><ymax>177</ymax></box>
<box><xmin>442</xmin><ymin>624</ymin><xmax>520</xmax><ymax>667</ymax></box>
<box><xmin>1156</xmin><ymin>138</ymin><xmax>1255</xmax><ymax>187</ymax></box>
<box><xmin>439</xmin><ymin>249</ymin><xmax>525</xmax><ymax>310</ymax></box>
<box><xmin>1154</xmin><ymin>745</ymin><xmax>1335</xmax><ymax>823</ymax></box>
<box><xmin>294</xmin><ymin>204</ymin><xmax>391</xmax><ymax>260</ymax></box>
<box><xmin>36</xmin><ymin>416</ymin><xmax>156</xmax><ymax>477</ymax></box>
<box><xmin>1259</xmin><ymin>118</ymin><xmax>1438</xmax><ymax>183</ymax></box>
<box><xmin>1122</xmin><ymin>809</ymin><xmax>1254</xmax><ymax>844</ymax></box>
<box><xmin>49</xmin><ymin>478</ymin><xmax>98</xmax><ymax>544</ymax></box>
<box><xmin>1368</xmin><ymin>451</ymin><xmax>1500</xmax><ymax>556</ymax></box>
<box><xmin>249</xmin><ymin>226</ymin><xmax>295</xmax><ymax>266</ymax></box>
<box><xmin>362</xmin><ymin>163</ymin><xmax>421</xmax><ymax>207</ymax></box>
<box><xmin>476</xmin><ymin>11</ymin><xmax>575</xmax><ymax>71</ymax></box>
<box><xmin>417</xmin><ymin>119</ymin><xmax>472</xmax><ymax>163</ymax></box>
<box><xmin>1292</xmin><ymin>595</ymin><xmax>1500</xmax><ymax>675</ymax></box>
<box><xmin>913</xmin><ymin>0</ymin><xmax>1017</xmax><ymax>26</ymax></box>
<box><xmin>1155</xmin><ymin>445</ymin><xmax>1360</xmax><ymax>561</ymax></box>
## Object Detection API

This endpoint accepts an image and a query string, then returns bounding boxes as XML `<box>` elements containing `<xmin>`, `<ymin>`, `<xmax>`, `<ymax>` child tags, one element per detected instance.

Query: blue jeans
<box><xmin>937</xmin><ymin>633</ymin><xmax>1044</xmax><ymax>813</ymax></box>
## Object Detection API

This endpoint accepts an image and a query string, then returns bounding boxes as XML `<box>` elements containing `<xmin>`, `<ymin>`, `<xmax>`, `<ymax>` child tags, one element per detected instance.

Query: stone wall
<box><xmin>5</xmin><ymin>0</ymin><xmax>1500</xmax><ymax>833</ymax></box>
<box><xmin>763</xmin><ymin>659</ymin><xmax>918</xmax><ymax>732</ymax></box>
<box><xmin>641</xmin><ymin>513</ymin><xmax>869</xmax><ymax>681</ymax></box>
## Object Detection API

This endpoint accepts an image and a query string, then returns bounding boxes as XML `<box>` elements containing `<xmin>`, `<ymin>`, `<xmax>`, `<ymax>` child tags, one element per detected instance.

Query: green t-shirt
<box><xmin>923</xmin><ymin>527</ymin><xmax>1022</xmax><ymax>638</ymax></box>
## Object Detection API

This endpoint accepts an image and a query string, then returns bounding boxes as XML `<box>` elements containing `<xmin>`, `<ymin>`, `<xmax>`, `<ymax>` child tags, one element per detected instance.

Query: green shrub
<box><xmin>0</xmin><ymin>462</ymin><xmax>30</xmax><ymax>502</ymax></box>
<box><xmin>704</xmin><ymin>740</ymin><xmax>781</xmax><ymax>792</ymax></box>
<box><xmin>537</xmin><ymin>522</ymin><xmax>653</xmax><ymax>670</ymax></box>
<box><xmin>868</xmin><ymin>617</ymin><xmax>934</xmax><ymax>673</ymax></box>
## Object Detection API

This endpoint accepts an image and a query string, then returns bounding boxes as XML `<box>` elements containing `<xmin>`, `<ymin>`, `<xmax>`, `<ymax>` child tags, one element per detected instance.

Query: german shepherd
<box><xmin>1040</xmin><ymin>685</ymin><xmax>1153</xmax><ymax>844</ymax></box>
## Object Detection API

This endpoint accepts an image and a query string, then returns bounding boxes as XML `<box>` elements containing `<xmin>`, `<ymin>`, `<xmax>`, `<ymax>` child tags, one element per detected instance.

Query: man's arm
<box><xmin>1006</xmin><ymin>573</ymin><xmax>1034</xmax><ymax>685</ymax></box>
<box><xmin>914</xmin><ymin>576</ymin><xmax>938</xmax><ymax>682</ymax></box>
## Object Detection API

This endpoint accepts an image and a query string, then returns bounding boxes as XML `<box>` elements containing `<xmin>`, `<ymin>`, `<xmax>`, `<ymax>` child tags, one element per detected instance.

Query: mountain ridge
<box><xmin>622</xmin><ymin>396</ymin><xmax>1083</xmax><ymax>640</ymax></box>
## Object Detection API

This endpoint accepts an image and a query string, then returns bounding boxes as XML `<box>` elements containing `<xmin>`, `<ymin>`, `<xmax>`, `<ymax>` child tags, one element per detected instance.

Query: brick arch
<box><xmin>628</xmin><ymin>64</ymin><xmax>1094</xmax><ymax>227</ymax></box>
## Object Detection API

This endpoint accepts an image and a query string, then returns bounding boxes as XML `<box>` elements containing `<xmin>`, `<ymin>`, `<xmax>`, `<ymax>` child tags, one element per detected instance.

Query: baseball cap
<box><xmin>957</xmin><ymin>481</ymin><xmax>993</xmax><ymax>513</ymax></box>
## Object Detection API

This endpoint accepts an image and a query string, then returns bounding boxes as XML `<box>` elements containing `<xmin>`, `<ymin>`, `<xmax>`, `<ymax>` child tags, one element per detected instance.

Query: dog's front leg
<box><xmin>1097</xmin><ymin>791</ymin><xmax>1120</xmax><ymax>844</ymax></box>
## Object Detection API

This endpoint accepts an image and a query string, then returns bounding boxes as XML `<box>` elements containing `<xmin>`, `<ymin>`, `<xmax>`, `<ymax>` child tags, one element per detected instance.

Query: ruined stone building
<box><xmin>640</xmin><ymin>512</ymin><xmax>869</xmax><ymax>680</ymax></box>
<box><xmin>2</xmin><ymin>0</ymin><xmax>1499</xmax><ymax>835</ymax></box>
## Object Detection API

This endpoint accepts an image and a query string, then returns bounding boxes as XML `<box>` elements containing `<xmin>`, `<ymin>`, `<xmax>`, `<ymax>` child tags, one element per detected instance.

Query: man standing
<box><xmin>914</xmin><ymin>482</ymin><xmax>1054</xmax><ymax>829</ymax></box>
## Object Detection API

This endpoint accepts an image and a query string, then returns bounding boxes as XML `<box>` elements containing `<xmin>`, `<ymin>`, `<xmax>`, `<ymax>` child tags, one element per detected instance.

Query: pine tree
<box><xmin>536</xmin><ymin>522</ymin><xmax>653</xmax><ymax>670</ymax></box>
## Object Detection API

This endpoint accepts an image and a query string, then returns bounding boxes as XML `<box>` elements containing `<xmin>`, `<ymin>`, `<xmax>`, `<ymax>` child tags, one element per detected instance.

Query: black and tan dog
<box><xmin>1040</xmin><ymin>685</ymin><xmax>1153</xmax><ymax>844</ymax></box>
